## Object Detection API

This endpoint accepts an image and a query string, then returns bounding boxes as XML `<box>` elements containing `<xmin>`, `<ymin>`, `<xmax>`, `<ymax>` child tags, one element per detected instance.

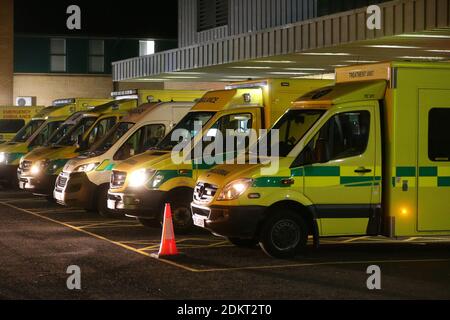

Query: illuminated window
<box><xmin>139</xmin><ymin>40</ymin><xmax>155</xmax><ymax>56</ymax></box>
<box><xmin>50</xmin><ymin>38</ymin><xmax>66</xmax><ymax>72</ymax></box>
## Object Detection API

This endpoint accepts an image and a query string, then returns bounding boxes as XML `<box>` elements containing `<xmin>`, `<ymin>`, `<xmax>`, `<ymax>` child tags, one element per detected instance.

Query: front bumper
<box><xmin>107</xmin><ymin>189</ymin><xmax>167</xmax><ymax>219</ymax></box>
<box><xmin>18</xmin><ymin>171</ymin><xmax>57</xmax><ymax>196</ymax></box>
<box><xmin>54</xmin><ymin>172</ymin><xmax>97</xmax><ymax>209</ymax></box>
<box><xmin>191</xmin><ymin>203</ymin><xmax>267</xmax><ymax>239</ymax></box>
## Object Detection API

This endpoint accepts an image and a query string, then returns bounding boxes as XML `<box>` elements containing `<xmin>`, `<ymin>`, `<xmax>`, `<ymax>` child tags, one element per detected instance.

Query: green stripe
<box><xmin>438</xmin><ymin>177</ymin><xmax>450</xmax><ymax>187</ymax></box>
<box><xmin>340</xmin><ymin>176</ymin><xmax>378</xmax><ymax>185</ymax></box>
<box><xmin>253</xmin><ymin>177</ymin><xmax>292</xmax><ymax>188</ymax></box>
<box><xmin>419</xmin><ymin>167</ymin><xmax>438</xmax><ymax>177</ymax></box>
<box><xmin>148</xmin><ymin>169</ymin><xmax>193</xmax><ymax>188</ymax></box>
<box><xmin>305</xmin><ymin>166</ymin><xmax>340</xmax><ymax>177</ymax></box>
<box><xmin>396</xmin><ymin>167</ymin><xmax>416</xmax><ymax>177</ymax></box>
<box><xmin>291</xmin><ymin>168</ymin><xmax>304</xmax><ymax>177</ymax></box>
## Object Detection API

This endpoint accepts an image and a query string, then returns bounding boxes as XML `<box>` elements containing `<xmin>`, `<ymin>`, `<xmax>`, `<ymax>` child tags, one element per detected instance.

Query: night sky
<box><xmin>14</xmin><ymin>0</ymin><xmax>178</xmax><ymax>39</ymax></box>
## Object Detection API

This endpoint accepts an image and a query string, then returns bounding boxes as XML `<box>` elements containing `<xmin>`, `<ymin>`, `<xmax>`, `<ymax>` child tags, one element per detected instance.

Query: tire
<box><xmin>166</xmin><ymin>190</ymin><xmax>194</xmax><ymax>234</ymax></box>
<box><xmin>138</xmin><ymin>217</ymin><xmax>161</xmax><ymax>228</ymax></box>
<box><xmin>97</xmin><ymin>185</ymin><xmax>117</xmax><ymax>218</ymax></box>
<box><xmin>259</xmin><ymin>210</ymin><xmax>308</xmax><ymax>259</ymax></box>
<box><xmin>227</xmin><ymin>237</ymin><xmax>259</xmax><ymax>248</ymax></box>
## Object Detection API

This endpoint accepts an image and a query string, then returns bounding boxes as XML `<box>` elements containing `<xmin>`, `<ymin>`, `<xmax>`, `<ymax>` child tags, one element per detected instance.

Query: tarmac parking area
<box><xmin>0</xmin><ymin>190</ymin><xmax>449</xmax><ymax>299</ymax></box>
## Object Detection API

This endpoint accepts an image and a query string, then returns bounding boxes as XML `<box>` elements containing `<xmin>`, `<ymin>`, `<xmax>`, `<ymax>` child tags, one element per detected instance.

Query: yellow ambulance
<box><xmin>0</xmin><ymin>98</ymin><xmax>110</xmax><ymax>187</ymax></box>
<box><xmin>53</xmin><ymin>93</ymin><xmax>205</xmax><ymax>216</ymax></box>
<box><xmin>0</xmin><ymin>106</ymin><xmax>45</xmax><ymax>143</ymax></box>
<box><xmin>107</xmin><ymin>79</ymin><xmax>331</xmax><ymax>233</ymax></box>
<box><xmin>191</xmin><ymin>61</ymin><xmax>450</xmax><ymax>258</ymax></box>
<box><xmin>18</xmin><ymin>90</ymin><xmax>205</xmax><ymax>198</ymax></box>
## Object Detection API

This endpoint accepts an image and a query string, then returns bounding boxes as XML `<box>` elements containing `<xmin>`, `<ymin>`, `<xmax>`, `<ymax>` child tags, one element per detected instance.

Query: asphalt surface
<box><xmin>0</xmin><ymin>189</ymin><xmax>449</xmax><ymax>300</ymax></box>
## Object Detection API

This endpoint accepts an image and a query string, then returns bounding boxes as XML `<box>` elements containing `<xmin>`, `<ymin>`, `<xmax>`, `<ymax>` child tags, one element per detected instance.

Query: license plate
<box><xmin>19</xmin><ymin>182</ymin><xmax>26</xmax><ymax>190</ymax></box>
<box><xmin>193</xmin><ymin>214</ymin><xmax>206</xmax><ymax>228</ymax></box>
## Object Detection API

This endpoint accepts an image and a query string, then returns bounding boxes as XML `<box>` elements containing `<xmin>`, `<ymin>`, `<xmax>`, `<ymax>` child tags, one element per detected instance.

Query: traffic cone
<box><xmin>153</xmin><ymin>203</ymin><xmax>179</xmax><ymax>258</ymax></box>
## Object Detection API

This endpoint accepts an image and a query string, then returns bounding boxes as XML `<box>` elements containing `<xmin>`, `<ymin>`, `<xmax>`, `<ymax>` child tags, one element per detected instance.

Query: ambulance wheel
<box><xmin>138</xmin><ymin>217</ymin><xmax>161</xmax><ymax>228</ymax></box>
<box><xmin>259</xmin><ymin>211</ymin><xmax>308</xmax><ymax>259</ymax></box>
<box><xmin>227</xmin><ymin>237</ymin><xmax>259</xmax><ymax>248</ymax></box>
<box><xmin>167</xmin><ymin>190</ymin><xmax>193</xmax><ymax>234</ymax></box>
<box><xmin>97</xmin><ymin>185</ymin><xmax>116</xmax><ymax>218</ymax></box>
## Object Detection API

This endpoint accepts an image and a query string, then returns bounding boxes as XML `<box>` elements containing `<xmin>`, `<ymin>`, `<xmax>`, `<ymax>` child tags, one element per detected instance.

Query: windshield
<box><xmin>45</xmin><ymin>123</ymin><xmax>75</xmax><ymax>145</ymax></box>
<box><xmin>90</xmin><ymin>122</ymin><xmax>135</xmax><ymax>154</ymax></box>
<box><xmin>156</xmin><ymin>112</ymin><xmax>215</xmax><ymax>151</ymax></box>
<box><xmin>56</xmin><ymin>116</ymin><xmax>98</xmax><ymax>146</ymax></box>
<box><xmin>29</xmin><ymin>121</ymin><xmax>65</xmax><ymax>148</ymax></box>
<box><xmin>11</xmin><ymin>120</ymin><xmax>45</xmax><ymax>143</ymax></box>
<box><xmin>257</xmin><ymin>109</ymin><xmax>325</xmax><ymax>158</ymax></box>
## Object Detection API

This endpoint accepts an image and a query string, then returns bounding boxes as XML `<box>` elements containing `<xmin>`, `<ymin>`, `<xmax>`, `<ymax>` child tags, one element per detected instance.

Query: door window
<box><xmin>86</xmin><ymin>117</ymin><xmax>117</xmax><ymax>149</ymax></box>
<box><xmin>428</xmin><ymin>108</ymin><xmax>450</xmax><ymax>162</ymax></box>
<box><xmin>298</xmin><ymin>111</ymin><xmax>370</xmax><ymax>165</ymax></box>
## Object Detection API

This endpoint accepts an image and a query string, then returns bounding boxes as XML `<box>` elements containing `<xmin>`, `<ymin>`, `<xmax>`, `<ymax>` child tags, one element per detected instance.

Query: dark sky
<box><xmin>14</xmin><ymin>0</ymin><xmax>178</xmax><ymax>39</ymax></box>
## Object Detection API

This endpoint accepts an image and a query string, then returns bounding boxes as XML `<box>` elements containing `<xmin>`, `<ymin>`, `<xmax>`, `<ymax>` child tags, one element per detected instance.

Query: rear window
<box><xmin>0</xmin><ymin>119</ymin><xmax>26</xmax><ymax>133</ymax></box>
<box><xmin>429</xmin><ymin>108</ymin><xmax>450</xmax><ymax>162</ymax></box>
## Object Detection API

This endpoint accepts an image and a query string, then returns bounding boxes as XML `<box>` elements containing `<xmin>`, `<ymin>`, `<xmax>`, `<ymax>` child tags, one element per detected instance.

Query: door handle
<box><xmin>354</xmin><ymin>167</ymin><xmax>372</xmax><ymax>174</ymax></box>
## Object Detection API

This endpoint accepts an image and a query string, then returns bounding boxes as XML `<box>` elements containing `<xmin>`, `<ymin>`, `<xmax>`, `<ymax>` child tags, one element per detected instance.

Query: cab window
<box><xmin>11</xmin><ymin>120</ymin><xmax>44</xmax><ymax>143</ymax></box>
<box><xmin>296</xmin><ymin>111</ymin><xmax>370</xmax><ymax>166</ymax></box>
<box><xmin>204</xmin><ymin>113</ymin><xmax>253</xmax><ymax>150</ymax></box>
<box><xmin>86</xmin><ymin>117</ymin><xmax>117</xmax><ymax>149</ymax></box>
<box><xmin>57</xmin><ymin>117</ymin><xmax>98</xmax><ymax>146</ymax></box>
<box><xmin>114</xmin><ymin>124</ymin><xmax>165</xmax><ymax>161</ymax></box>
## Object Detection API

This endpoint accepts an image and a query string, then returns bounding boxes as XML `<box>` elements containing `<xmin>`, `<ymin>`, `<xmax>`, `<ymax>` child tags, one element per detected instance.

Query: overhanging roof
<box><xmin>112</xmin><ymin>0</ymin><xmax>450</xmax><ymax>83</ymax></box>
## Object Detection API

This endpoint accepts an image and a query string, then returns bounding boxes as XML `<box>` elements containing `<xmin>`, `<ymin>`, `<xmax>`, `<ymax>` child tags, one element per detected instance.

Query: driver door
<box><xmin>301</xmin><ymin>104</ymin><xmax>378</xmax><ymax>236</ymax></box>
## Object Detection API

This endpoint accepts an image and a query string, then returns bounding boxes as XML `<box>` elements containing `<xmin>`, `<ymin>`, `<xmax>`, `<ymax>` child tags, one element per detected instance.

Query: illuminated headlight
<box><xmin>217</xmin><ymin>178</ymin><xmax>253</xmax><ymax>201</ymax></box>
<box><xmin>128</xmin><ymin>169</ymin><xmax>155</xmax><ymax>188</ymax></box>
<box><xmin>30</xmin><ymin>160</ymin><xmax>50</xmax><ymax>175</ymax></box>
<box><xmin>74</xmin><ymin>162</ymin><xmax>100</xmax><ymax>173</ymax></box>
<box><xmin>0</xmin><ymin>152</ymin><xmax>6</xmax><ymax>164</ymax></box>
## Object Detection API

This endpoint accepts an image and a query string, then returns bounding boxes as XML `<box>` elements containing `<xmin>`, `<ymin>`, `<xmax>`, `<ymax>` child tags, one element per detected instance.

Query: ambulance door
<box><xmin>417</xmin><ymin>89</ymin><xmax>450</xmax><ymax>231</ymax></box>
<box><xmin>301</xmin><ymin>103</ymin><xmax>379</xmax><ymax>236</ymax></box>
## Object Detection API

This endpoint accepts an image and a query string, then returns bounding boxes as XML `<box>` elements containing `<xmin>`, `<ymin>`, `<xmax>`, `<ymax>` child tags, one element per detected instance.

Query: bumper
<box><xmin>0</xmin><ymin>164</ymin><xmax>18</xmax><ymax>184</ymax></box>
<box><xmin>18</xmin><ymin>171</ymin><xmax>57</xmax><ymax>196</ymax></box>
<box><xmin>191</xmin><ymin>203</ymin><xmax>267</xmax><ymax>239</ymax></box>
<box><xmin>107</xmin><ymin>189</ymin><xmax>167</xmax><ymax>219</ymax></box>
<box><xmin>54</xmin><ymin>172</ymin><xmax>97</xmax><ymax>209</ymax></box>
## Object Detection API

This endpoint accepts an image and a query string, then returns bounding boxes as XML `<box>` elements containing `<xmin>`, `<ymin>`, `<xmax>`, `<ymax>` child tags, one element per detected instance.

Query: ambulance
<box><xmin>107</xmin><ymin>79</ymin><xmax>331</xmax><ymax>233</ymax></box>
<box><xmin>0</xmin><ymin>106</ymin><xmax>45</xmax><ymax>143</ymax></box>
<box><xmin>52</xmin><ymin>90</ymin><xmax>206</xmax><ymax>215</ymax></box>
<box><xmin>0</xmin><ymin>98</ymin><xmax>110</xmax><ymax>187</ymax></box>
<box><xmin>191</xmin><ymin>61</ymin><xmax>450</xmax><ymax>258</ymax></box>
<box><xmin>18</xmin><ymin>90</ymin><xmax>205</xmax><ymax>198</ymax></box>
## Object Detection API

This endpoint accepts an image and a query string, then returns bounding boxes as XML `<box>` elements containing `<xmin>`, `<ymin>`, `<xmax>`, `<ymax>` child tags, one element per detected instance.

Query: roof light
<box><xmin>111</xmin><ymin>90</ymin><xmax>138</xmax><ymax>97</ymax></box>
<box><xmin>253</xmin><ymin>60</ymin><xmax>296</xmax><ymax>64</ymax></box>
<box><xmin>230</xmin><ymin>66</ymin><xmax>272</xmax><ymax>69</ymax></box>
<box><xmin>53</xmin><ymin>98</ymin><xmax>76</xmax><ymax>106</ymax></box>
<box><xmin>398</xmin><ymin>56</ymin><xmax>445</xmax><ymax>60</ymax></box>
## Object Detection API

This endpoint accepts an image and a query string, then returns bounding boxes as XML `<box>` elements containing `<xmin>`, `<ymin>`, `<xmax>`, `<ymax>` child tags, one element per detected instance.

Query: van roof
<box><xmin>293</xmin><ymin>80</ymin><xmax>387</xmax><ymax>107</ymax></box>
<box><xmin>120</xmin><ymin>101</ymin><xmax>196</xmax><ymax>123</ymax></box>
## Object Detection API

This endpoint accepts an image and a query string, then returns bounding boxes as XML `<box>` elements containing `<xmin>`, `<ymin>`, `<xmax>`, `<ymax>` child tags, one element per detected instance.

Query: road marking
<box><xmin>341</xmin><ymin>236</ymin><xmax>371</xmax><ymax>243</ymax></box>
<box><xmin>196</xmin><ymin>258</ymin><xmax>450</xmax><ymax>273</ymax></box>
<box><xmin>1</xmin><ymin>201</ymin><xmax>199</xmax><ymax>273</ymax></box>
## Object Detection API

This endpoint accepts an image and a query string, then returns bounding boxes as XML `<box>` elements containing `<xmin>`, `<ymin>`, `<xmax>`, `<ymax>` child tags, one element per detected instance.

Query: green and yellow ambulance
<box><xmin>0</xmin><ymin>106</ymin><xmax>45</xmax><ymax>143</ymax></box>
<box><xmin>17</xmin><ymin>90</ymin><xmax>205</xmax><ymax>197</ymax></box>
<box><xmin>52</xmin><ymin>90</ymin><xmax>205</xmax><ymax>215</ymax></box>
<box><xmin>107</xmin><ymin>79</ymin><xmax>331</xmax><ymax>233</ymax></box>
<box><xmin>0</xmin><ymin>98</ymin><xmax>110</xmax><ymax>187</ymax></box>
<box><xmin>191</xmin><ymin>61</ymin><xmax>450</xmax><ymax>258</ymax></box>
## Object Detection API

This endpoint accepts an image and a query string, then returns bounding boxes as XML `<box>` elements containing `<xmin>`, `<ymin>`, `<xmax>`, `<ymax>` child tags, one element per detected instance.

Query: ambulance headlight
<box><xmin>75</xmin><ymin>162</ymin><xmax>100</xmax><ymax>173</ymax></box>
<box><xmin>129</xmin><ymin>169</ymin><xmax>155</xmax><ymax>188</ymax></box>
<box><xmin>217</xmin><ymin>178</ymin><xmax>253</xmax><ymax>201</ymax></box>
<box><xmin>30</xmin><ymin>160</ymin><xmax>50</xmax><ymax>175</ymax></box>
<box><xmin>0</xmin><ymin>152</ymin><xmax>6</xmax><ymax>164</ymax></box>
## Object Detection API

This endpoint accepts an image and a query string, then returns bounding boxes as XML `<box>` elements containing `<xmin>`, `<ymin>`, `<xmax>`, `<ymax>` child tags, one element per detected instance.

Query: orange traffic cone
<box><xmin>153</xmin><ymin>203</ymin><xmax>179</xmax><ymax>258</ymax></box>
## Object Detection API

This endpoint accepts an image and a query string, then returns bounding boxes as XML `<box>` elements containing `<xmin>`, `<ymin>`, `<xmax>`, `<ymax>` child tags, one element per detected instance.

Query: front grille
<box><xmin>56</xmin><ymin>176</ymin><xmax>68</xmax><ymax>188</ymax></box>
<box><xmin>193</xmin><ymin>182</ymin><xmax>218</xmax><ymax>204</ymax></box>
<box><xmin>111</xmin><ymin>170</ymin><xmax>127</xmax><ymax>189</ymax></box>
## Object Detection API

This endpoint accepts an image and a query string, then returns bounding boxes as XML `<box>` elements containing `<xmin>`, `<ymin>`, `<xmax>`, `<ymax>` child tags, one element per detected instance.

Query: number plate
<box><xmin>193</xmin><ymin>214</ymin><xmax>206</xmax><ymax>228</ymax></box>
<box><xmin>54</xmin><ymin>192</ymin><xmax>64</xmax><ymax>202</ymax></box>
